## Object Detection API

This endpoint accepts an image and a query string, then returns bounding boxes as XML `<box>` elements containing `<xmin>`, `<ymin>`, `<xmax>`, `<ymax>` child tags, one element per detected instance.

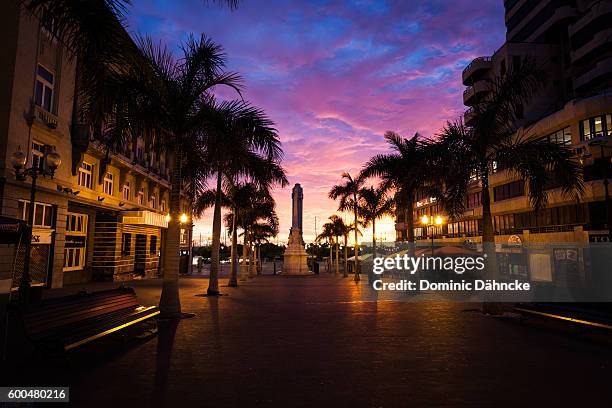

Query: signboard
<box><xmin>31</xmin><ymin>229</ymin><xmax>53</xmax><ymax>245</ymax></box>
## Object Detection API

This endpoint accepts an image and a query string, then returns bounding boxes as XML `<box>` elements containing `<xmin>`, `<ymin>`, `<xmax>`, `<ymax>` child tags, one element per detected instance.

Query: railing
<box><xmin>33</xmin><ymin>105</ymin><xmax>59</xmax><ymax>129</ymax></box>
<box><xmin>462</xmin><ymin>56</ymin><xmax>492</xmax><ymax>75</ymax></box>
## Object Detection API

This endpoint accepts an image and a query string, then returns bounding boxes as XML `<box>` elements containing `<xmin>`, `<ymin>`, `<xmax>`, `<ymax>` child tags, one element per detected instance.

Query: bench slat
<box><xmin>17</xmin><ymin>287</ymin><xmax>158</xmax><ymax>353</ymax></box>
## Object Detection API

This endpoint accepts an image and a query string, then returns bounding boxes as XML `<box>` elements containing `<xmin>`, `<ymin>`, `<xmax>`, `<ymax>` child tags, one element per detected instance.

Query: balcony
<box><xmin>463</xmin><ymin>80</ymin><xmax>490</xmax><ymax>106</ymax></box>
<box><xmin>575</xmin><ymin>56</ymin><xmax>612</xmax><ymax>91</ymax></box>
<box><xmin>462</xmin><ymin>57</ymin><xmax>492</xmax><ymax>86</ymax></box>
<box><xmin>32</xmin><ymin>105</ymin><xmax>59</xmax><ymax>129</ymax></box>
<box><xmin>569</xmin><ymin>1</ymin><xmax>612</xmax><ymax>37</ymax></box>
<box><xmin>464</xmin><ymin>107</ymin><xmax>476</xmax><ymax>126</ymax></box>
<box><xmin>571</xmin><ymin>27</ymin><xmax>612</xmax><ymax>65</ymax></box>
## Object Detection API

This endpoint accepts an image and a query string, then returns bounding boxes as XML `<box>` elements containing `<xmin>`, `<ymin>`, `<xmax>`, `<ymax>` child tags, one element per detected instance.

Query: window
<box><xmin>547</xmin><ymin>127</ymin><xmax>572</xmax><ymax>146</ymax></box>
<box><xmin>580</xmin><ymin>114</ymin><xmax>612</xmax><ymax>141</ymax></box>
<box><xmin>78</xmin><ymin>162</ymin><xmax>93</xmax><ymax>189</ymax></box>
<box><xmin>35</xmin><ymin>64</ymin><xmax>54</xmax><ymax>112</ymax></box>
<box><xmin>467</xmin><ymin>192</ymin><xmax>482</xmax><ymax>208</ymax></box>
<box><xmin>18</xmin><ymin>200</ymin><xmax>53</xmax><ymax>227</ymax></box>
<box><xmin>137</xmin><ymin>188</ymin><xmax>144</xmax><ymax>205</ymax></box>
<box><xmin>64</xmin><ymin>213</ymin><xmax>88</xmax><ymax>271</ymax></box>
<box><xmin>180</xmin><ymin>228</ymin><xmax>188</xmax><ymax>245</ymax></box>
<box><xmin>103</xmin><ymin>172</ymin><xmax>114</xmax><ymax>195</ymax></box>
<box><xmin>150</xmin><ymin>236</ymin><xmax>157</xmax><ymax>255</ymax></box>
<box><xmin>149</xmin><ymin>195</ymin><xmax>156</xmax><ymax>209</ymax></box>
<box><xmin>160</xmin><ymin>200</ymin><xmax>166</xmax><ymax>213</ymax></box>
<box><xmin>122</xmin><ymin>182</ymin><xmax>130</xmax><ymax>201</ymax></box>
<box><xmin>121</xmin><ymin>233</ymin><xmax>132</xmax><ymax>256</ymax></box>
<box><xmin>66</xmin><ymin>213</ymin><xmax>87</xmax><ymax>234</ymax></box>
<box><xmin>493</xmin><ymin>181</ymin><xmax>524</xmax><ymax>202</ymax></box>
<box><xmin>494</xmin><ymin>214</ymin><xmax>515</xmax><ymax>234</ymax></box>
<box><xmin>31</xmin><ymin>141</ymin><xmax>45</xmax><ymax>170</ymax></box>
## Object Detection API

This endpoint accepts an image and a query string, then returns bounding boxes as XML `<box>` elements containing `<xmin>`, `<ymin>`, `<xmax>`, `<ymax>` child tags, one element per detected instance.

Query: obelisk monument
<box><xmin>282</xmin><ymin>184</ymin><xmax>311</xmax><ymax>275</ymax></box>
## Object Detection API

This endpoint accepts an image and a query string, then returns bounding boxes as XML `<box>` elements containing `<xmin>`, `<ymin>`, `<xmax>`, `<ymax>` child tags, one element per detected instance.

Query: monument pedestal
<box><xmin>282</xmin><ymin>228</ymin><xmax>311</xmax><ymax>275</ymax></box>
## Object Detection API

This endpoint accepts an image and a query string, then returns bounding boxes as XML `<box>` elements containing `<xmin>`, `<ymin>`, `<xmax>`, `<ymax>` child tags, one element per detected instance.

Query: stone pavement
<box><xmin>9</xmin><ymin>275</ymin><xmax>612</xmax><ymax>407</ymax></box>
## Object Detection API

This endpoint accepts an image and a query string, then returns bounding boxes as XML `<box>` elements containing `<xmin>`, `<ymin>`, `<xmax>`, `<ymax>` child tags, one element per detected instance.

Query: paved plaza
<box><xmin>10</xmin><ymin>275</ymin><xmax>612</xmax><ymax>407</ymax></box>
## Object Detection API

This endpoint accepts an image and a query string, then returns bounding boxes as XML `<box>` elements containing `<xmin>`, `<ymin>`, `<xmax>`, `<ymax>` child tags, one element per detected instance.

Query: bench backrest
<box><xmin>21</xmin><ymin>287</ymin><xmax>141</xmax><ymax>336</ymax></box>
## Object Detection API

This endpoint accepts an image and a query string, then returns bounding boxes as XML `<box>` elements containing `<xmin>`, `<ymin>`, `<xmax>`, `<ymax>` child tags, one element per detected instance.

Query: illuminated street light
<box><xmin>421</xmin><ymin>213</ymin><xmax>445</xmax><ymax>256</ymax></box>
<box><xmin>180</xmin><ymin>213</ymin><xmax>188</xmax><ymax>224</ymax></box>
<box><xmin>165</xmin><ymin>214</ymin><xmax>171</xmax><ymax>223</ymax></box>
<box><xmin>11</xmin><ymin>145</ymin><xmax>61</xmax><ymax>304</ymax></box>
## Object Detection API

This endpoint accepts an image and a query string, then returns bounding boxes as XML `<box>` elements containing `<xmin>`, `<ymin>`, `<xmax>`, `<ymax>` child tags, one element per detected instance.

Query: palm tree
<box><xmin>329</xmin><ymin>173</ymin><xmax>365</xmax><ymax>281</ymax></box>
<box><xmin>329</xmin><ymin>215</ymin><xmax>351</xmax><ymax>277</ymax></box>
<box><xmin>107</xmin><ymin>35</ymin><xmax>242</xmax><ymax>317</ymax></box>
<box><xmin>316</xmin><ymin>222</ymin><xmax>335</xmax><ymax>273</ymax></box>
<box><xmin>250</xmin><ymin>221</ymin><xmax>278</xmax><ymax>275</ymax></box>
<box><xmin>361</xmin><ymin>132</ymin><xmax>432</xmax><ymax>257</ymax></box>
<box><xmin>225</xmin><ymin>183</ymin><xmax>278</xmax><ymax>280</ymax></box>
<box><xmin>432</xmin><ymin>59</ymin><xmax>583</xmax><ymax>287</ymax></box>
<box><xmin>201</xmin><ymin>100</ymin><xmax>285</xmax><ymax>295</ymax></box>
<box><xmin>359</xmin><ymin>186</ymin><xmax>394</xmax><ymax>259</ymax></box>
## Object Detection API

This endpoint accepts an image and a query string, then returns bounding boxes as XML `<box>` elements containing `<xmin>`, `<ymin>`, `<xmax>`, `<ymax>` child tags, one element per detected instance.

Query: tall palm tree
<box><xmin>329</xmin><ymin>173</ymin><xmax>365</xmax><ymax>281</ymax></box>
<box><xmin>432</xmin><ymin>59</ymin><xmax>583</xmax><ymax>286</ymax></box>
<box><xmin>201</xmin><ymin>100</ymin><xmax>285</xmax><ymax>295</ymax></box>
<box><xmin>226</xmin><ymin>183</ymin><xmax>278</xmax><ymax>280</ymax></box>
<box><xmin>359</xmin><ymin>186</ymin><xmax>395</xmax><ymax>259</ymax></box>
<box><xmin>361</xmin><ymin>132</ymin><xmax>432</xmax><ymax>257</ymax></box>
<box><xmin>329</xmin><ymin>215</ymin><xmax>351</xmax><ymax>277</ymax></box>
<box><xmin>250</xmin><ymin>221</ymin><xmax>278</xmax><ymax>275</ymax></box>
<box><xmin>109</xmin><ymin>35</ymin><xmax>242</xmax><ymax>317</ymax></box>
<box><xmin>316</xmin><ymin>222</ymin><xmax>335</xmax><ymax>273</ymax></box>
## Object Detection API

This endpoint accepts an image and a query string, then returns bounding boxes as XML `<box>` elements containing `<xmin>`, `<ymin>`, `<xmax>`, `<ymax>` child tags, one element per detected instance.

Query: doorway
<box><xmin>134</xmin><ymin>234</ymin><xmax>147</xmax><ymax>277</ymax></box>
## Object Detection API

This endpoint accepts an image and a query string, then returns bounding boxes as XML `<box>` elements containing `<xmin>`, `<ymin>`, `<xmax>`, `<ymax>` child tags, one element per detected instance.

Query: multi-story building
<box><xmin>396</xmin><ymin>0</ymin><xmax>612</xmax><ymax>282</ymax></box>
<box><xmin>0</xmin><ymin>4</ymin><xmax>192</xmax><ymax>289</ymax></box>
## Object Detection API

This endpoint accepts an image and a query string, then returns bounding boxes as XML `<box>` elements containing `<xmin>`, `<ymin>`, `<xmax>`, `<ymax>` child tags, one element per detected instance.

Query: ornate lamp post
<box><xmin>10</xmin><ymin>145</ymin><xmax>61</xmax><ymax>304</ymax></box>
<box><xmin>421</xmin><ymin>214</ymin><xmax>444</xmax><ymax>256</ymax></box>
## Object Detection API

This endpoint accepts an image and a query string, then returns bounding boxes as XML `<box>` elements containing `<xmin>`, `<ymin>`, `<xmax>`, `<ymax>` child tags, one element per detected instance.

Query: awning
<box><xmin>121</xmin><ymin>211</ymin><xmax>168</xmax><ymax>228</ymax></box>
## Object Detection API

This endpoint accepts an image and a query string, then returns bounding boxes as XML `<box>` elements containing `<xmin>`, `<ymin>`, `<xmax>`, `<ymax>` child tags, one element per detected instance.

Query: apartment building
<box><xmin>395</xmin><ymin>0</ymin><xmax>612</xmax><ymax>283</ymax></box>
<box><xmin>0</xmin><ymin>4</ymin><xmax>192</xmax><ymax>289</ymax></box>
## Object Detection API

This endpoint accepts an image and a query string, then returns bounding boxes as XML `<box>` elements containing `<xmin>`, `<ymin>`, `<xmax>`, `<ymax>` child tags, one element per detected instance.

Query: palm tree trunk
<box><xmin>343</xmin><ymin>234</ymin><xmax>348</xmax><ymax>278</ymax></box>
<box><xmin>405</xmin><ymin>190</ymin><xmax>415</xmax><ymax>257</ymax></box>
<box><xmin>481</xmin><ymin>171</ymin><xmax>497</xmax><ymax>278</ymax></box>
<box><xmin>335</xmin><ymin>237</ymin><xmax>339</xmax><ymax>275</ymax></box>
<box><xmin>251</xmin><ymin>243</ymin><xmax>257</xmax><ymax>277</ymax></box>
<box><xmin>241</xmin><ymin>229</ymin><xmax>249</xmax><ymax>280</ymax></box>
<box><xmin>207</xmin><ymin>171</ymin><xmax>222</xmax><ymax>295</ymax></box>
<box><xmin>353</xmin><ymin>195</ymin><xmax>359</xmax><ymax>282</ymax></box>
<box><xmin>228</xmin><ymin>210</ymin><xmax>238</xmax><ymax>287</ymax></box>
<box><xmin>481</xmin><ymin>170</ymin><xmax>501</xmax><ymax>314</ymax></box>
<box><xmin>329</xmin><ymin>240</ymin><xmax>333</xmax><ymax>273</ymax></box>
<box><xmin>159</xmin><ymin>148</ymin><xmax>182</xmax><ymax>318</ymax></box>
<box><xmin>372</xmin><ymin>219</ymin><xmax>377</xmax><ymax>258</ymax></box>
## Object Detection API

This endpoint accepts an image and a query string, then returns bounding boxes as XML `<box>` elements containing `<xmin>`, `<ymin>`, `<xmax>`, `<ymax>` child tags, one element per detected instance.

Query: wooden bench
<box><xmin>8</xmin><ymin>287</ymin><xmax>159</xmax><ymax>354</ymax></box>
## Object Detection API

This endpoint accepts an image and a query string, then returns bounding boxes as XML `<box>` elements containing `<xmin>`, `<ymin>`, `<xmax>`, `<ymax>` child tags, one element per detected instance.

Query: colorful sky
<box><xmin>127</xmin><ymin>0</ymin><xmax>506</xmax><ymax>244</ymax></box>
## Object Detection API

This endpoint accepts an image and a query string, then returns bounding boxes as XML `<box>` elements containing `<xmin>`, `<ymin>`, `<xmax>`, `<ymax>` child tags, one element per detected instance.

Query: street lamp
<box><xmin>180</xmin><ymin>213</ymin><xmax>188</xmax><ymax>224</ymax></box>
<box><xmin>11</xmin><ymin>145</ymin><xmax>61</xmax><ymax>304</ymax></box>
<box><xmin>421</xmin><ymin>214</ymin><xmax>444</xmax><ymax>256</ymax></box>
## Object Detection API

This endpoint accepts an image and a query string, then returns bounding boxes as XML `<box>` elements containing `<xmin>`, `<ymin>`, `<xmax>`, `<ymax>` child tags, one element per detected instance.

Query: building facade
<box><xmin>395</xmin><ymin>0</ymin><xmax>612</xmax><ymax>282</ymax></box>
<box><xmin>0</xmin><ymin>4</ymin><xmax>192</xmax><ymax>289</ymax></box>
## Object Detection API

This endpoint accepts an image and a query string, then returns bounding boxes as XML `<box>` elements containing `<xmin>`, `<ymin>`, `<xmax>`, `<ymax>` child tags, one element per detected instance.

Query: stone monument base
<box><xmin>281</xmin><ymin>227</ymin><xmax>312</xmax><ymax>275</ymax></box>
